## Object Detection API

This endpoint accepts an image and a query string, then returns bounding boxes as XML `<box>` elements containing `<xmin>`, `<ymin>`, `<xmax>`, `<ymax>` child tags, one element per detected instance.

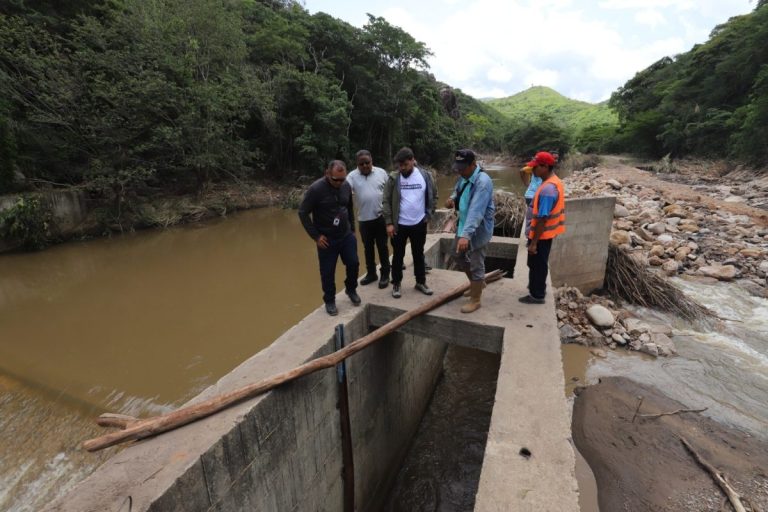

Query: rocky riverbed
<box><xmin>554</xmin><ymin>156</ymin><xmax>768</xmax><ymax>358</ymax></box>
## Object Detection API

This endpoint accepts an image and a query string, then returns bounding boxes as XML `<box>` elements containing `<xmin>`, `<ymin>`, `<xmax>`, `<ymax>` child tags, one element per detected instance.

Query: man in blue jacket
<box><xmin>445</xmin><ymin>149</ymin><xmax>495</xmax><ymax>313</ymax></box>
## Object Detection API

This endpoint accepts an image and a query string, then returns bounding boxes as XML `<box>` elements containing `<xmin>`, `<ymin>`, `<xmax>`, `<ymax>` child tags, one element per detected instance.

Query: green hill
<box><xmin>485</xmin><ymin>86</ymin><xmax>618</xmax><ymax>132</ymax></box>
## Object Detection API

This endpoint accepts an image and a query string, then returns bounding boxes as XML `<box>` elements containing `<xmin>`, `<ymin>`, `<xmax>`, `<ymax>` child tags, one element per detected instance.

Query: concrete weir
<box><xmin>48</xmin><ymin>224</ymin><xmax>589</xmax><ymax>511</ymax></box>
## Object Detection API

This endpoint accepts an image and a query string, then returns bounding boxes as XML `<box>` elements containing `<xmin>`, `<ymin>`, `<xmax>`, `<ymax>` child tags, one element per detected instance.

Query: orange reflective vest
<box><xmin>528</xmin><ymin>174</ymin><xmax>565</xmax><ymax>240</ymax></box>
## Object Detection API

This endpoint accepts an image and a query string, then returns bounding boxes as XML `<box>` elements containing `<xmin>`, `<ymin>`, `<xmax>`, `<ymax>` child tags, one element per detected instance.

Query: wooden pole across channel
<box><xmin>83</xmin><ymin>269</ymin><xmax>505</xmax><ymax>452</ymax></box>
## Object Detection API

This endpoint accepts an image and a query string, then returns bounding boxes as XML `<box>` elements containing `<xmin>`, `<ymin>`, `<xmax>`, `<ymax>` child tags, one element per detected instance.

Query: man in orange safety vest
<box><xmin>519</xmin><ymin>151</ymin><xmax>565</xmax><ymax>304</ymax></box>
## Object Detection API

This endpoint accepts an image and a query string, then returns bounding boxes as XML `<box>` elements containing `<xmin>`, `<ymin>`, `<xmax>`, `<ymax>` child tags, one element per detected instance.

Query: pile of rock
<box><xmin>568</xmin><ymin>167</ymin><xmax>768</xmax><ymax>297</ymax></box>
<box><xmin>556</xmin><ymin>287</ymin><xmax>676</xmax><ymax>357</ymax></box>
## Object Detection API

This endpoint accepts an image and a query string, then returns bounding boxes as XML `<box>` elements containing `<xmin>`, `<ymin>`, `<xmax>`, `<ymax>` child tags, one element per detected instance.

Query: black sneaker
<box><xmin>378</xmin><ymin>276</ymin><xmax>390</xmax><ymax>289</ymax></box>
<box><xmin>347</xmin><ymin>290</ymin><xmax>361</xmax><ymax>306</ymax></box>
<box><xmin>392</xmin><ymin>283</ymin><xmax>401</xmax><ymax>298</ymax></box>
<box><xmin>518</xmin><ymin>294</ymin><xmax>545</xmax><ymax>304</ymax></box>
<box><xmin>359</xmin><ymin>274</ymin><xmax>377</xmax><ymax>286</ymax></box>
<box><xmin>415</xmin><ymin>283</ymin><xmax>433</xmax><ymax>295</ymax></box>
<box><xmin>325</xmin><ymin>302</ymin><xmax>338</xmax><ymax>316</ymax></box>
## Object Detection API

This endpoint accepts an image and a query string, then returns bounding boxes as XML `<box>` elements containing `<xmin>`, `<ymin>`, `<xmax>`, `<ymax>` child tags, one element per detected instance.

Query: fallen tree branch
<box><xmin>680</xmin><ymin>436</ymin><xmax>747</xmax><ymax>512</ymax></box>
<box><xmin>83</xmin><ymin>269</ymin><xmax>505</xmax><ymax>452</ymax></box>
<box><xmin>639</xmin><ymin>407</ymin><xmax>707</xmax><ymax>419</ymax></box>
<box><xmin>96</xmin><ymin>413</ymin><xmax>139</xmax><ymax>429</ymax></box>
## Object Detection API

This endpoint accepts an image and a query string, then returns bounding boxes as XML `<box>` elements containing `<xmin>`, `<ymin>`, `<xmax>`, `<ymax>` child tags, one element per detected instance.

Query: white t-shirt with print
<box><xmin>398</xmin><ymin>169</ymin><xmax>426</xmax><ymax>226</ymax></box>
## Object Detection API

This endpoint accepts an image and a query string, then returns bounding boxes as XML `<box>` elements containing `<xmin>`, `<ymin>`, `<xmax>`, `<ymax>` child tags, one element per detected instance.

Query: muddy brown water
<box><xmin>0</xmin><ymin>166</ymin><xmax>573</xmax><ymax>512</ymax></box>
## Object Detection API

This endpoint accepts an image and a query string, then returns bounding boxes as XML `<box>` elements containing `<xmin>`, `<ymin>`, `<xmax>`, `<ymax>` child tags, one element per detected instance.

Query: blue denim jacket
<box><xmin>452</xmin><ymin>169</ymin><xmax>495</xmax><ymax>248</ymax></box>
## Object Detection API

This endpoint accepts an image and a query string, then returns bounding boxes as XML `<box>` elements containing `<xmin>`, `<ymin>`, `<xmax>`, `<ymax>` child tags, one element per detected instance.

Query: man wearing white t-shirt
<box><xmin>346</xmin><ymin>150</ymin><xmax>391</xmax><ymax>289</ymax></box>
<box><xmin>382</xmin><ymin>147</ymin><xmax>437</xmax><ymax>298</ymax></box>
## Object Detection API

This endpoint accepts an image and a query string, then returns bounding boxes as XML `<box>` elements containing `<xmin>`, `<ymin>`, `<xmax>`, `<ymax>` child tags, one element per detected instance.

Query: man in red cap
<box><xmin>520</xmin><ymin>151</ymin><xmax>565</xmax><ymax>304</ymax></box>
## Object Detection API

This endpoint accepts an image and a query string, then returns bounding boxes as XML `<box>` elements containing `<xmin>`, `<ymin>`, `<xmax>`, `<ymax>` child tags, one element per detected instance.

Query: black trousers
<box><xmin>391</xmin><ymin>221</ymin><xmax>427</xmax><ymax>285</ymax></box>
<box><xmin>317</xmin><ymin>232</ymin><xmax>359</xmax><ymax>304</ymax></box>
<box><xmin>526</xmin><ymin>238</ymin><xmax>553</xmax><ymax>300</ymax></box>
<box><xmin>358</xmin><ymin>216</ymin><xmax>390</xmax><ymax>278</ymax></box>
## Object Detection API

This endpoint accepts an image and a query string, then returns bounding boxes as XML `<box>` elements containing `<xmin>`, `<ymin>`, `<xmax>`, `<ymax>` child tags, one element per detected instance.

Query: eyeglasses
<box><xmin>329</xmin><ymin>176</ymin><xmax>346</xmax><ymax>182</ymax></box>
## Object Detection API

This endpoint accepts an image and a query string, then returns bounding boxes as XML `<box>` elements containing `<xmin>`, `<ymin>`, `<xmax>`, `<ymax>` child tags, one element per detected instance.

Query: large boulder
<box><xmin>740</xmin><ymin>248</ymin><xmax>763</xmax><ymax>258</ymax></box>
<box><xmin>614</xmin><ymin>204</ymin><xmax>631</xmax><ymax>218</ymax></box>
<box><xmin>610</xmin><ymin>230</ymin><xmax>632</xmax><ymax>245</ymax></box>
<box><xmin>559</xmin><ymin>324</ymin><xmax>581</xmax><ymax>340</ymax></box>
<box><xmin>698</xmin><ymin>264</ymin><xmax>738</xmax><ymax>281</ymax></box>
<box><xmin>586</xmin><ymin>305</ymin><xmax>615</xmax><ymax>328</ymax></box>
<box><xmin>662</xmin><ymin>260</ymin><xmax>679</xmax><ymax>275</ymax></box>
<box><xmin>651</xmin><ymin>333</ymin><xmax>677</xmax><ymax>356</ymax></box>
<box><xmin>663</xmin><ymin>204</ymin><xmax>686</xmax><ymax>217</ymax></box>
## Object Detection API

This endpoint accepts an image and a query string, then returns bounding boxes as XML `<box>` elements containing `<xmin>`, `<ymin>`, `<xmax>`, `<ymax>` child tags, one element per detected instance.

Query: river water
<box><xmin>585</xmin><ymin>278</ymin><xmax>768</xmax><ymax>439</ymax></box>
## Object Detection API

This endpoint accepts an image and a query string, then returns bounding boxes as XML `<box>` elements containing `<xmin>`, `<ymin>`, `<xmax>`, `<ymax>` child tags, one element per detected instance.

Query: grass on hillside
<box><xmin>486</xmin><ymin>86</ymin><xmax>618</xmax><ymax>132</ymax></box>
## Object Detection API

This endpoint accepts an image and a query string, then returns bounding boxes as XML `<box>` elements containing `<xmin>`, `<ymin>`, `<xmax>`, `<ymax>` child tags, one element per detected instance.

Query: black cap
<box><xmin>452</xmin><ymin>149</ymin><xmax>476</xmax><ymax>172</ymax></box>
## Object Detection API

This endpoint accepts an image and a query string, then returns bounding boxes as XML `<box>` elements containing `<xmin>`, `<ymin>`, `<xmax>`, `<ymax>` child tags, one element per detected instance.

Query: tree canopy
<box><xmin>0</xmin><ymin>0</ymin><xmax>509</xmax><ymax>197</ymax></box>
<box><xmin>607</xmin><ymin>2</ymin><xmax>768</xmax><ymax>164</ymax></box>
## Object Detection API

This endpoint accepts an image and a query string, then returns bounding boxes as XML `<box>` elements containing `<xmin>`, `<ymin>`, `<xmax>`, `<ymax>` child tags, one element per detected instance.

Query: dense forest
<box><xmin>0</xmin><ymin>0</ymin><xmax>511</xmax><ymax>199</ymax></box>
<box><xmin>604</xmin><ymin>0</ymin><xmax>768</xmax><ymax>162</ymax></box>
<box><xmin>1</xmin><ymin>0</ymin><xmax>767</xmax><ymax>206</ymax></box>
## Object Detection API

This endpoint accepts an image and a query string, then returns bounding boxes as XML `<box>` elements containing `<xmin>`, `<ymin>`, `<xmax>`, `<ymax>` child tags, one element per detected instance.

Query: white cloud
<box><xmin>304</xmin><ymin>0</ymin><xmax>756</xmax><ymax>102</ymax></box>
<box><xmin>599</xmin><ymin>0</ymin><xmax>694</xmax><ymax>10</ymax></box>
<box><xmin>487</xmin><ymin>66</ymin><xmax>514</xmax><ymax>83</ymax></box>
<box><xmin>635</xmin><ymin>9</ymin><xmax>667</xmax><ymax>27</ymax></box>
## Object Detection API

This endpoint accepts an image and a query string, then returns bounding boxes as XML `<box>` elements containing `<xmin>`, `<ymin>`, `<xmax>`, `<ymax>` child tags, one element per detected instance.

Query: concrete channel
<box><xmin>47</xmin><ymin>197</ymin><xmax>613</xmax><ymax>511</ymax></box>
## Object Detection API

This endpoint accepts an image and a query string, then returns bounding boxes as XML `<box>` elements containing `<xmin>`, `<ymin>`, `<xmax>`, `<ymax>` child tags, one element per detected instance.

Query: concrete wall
<box><xmin>549</xmin><ymin>196</ymin><xmax>615</xmax><ymax>294</ymax></box>
<box><xmin>0</xmin><ymin>190</ymin><xmax>88</xmax><ymax>252</ymax></box>
<box><xmin>46</xmin><ymin>306</ymin><xmax>447</xmax><ymax>512</ymax></box>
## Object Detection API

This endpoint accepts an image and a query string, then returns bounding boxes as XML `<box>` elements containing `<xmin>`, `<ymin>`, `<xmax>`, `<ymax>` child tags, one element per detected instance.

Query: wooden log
<box><xmin>83</xmin><ymin>270</ymin><xmax>505</xmax><ymax>452</ymax></box>
<box><xmin>96</xmin><ymin>413</ymin><xmax>139</xmax><ymax>429</ymax></box>
<box><xmin>680</xmin><ymin>436</ymin><xmax>747</xmax><ymax>512</ymax></box>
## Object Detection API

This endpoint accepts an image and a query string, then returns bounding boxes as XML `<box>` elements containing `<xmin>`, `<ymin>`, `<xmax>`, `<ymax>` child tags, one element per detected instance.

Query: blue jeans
<box><xmin>317</xmin><ymin>232</ymin><xmax>359</xmax><ymax>304</ymax></box>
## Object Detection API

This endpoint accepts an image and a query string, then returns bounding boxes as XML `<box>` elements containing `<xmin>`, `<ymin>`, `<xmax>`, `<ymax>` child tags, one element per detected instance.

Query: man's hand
<box><xmin>445</xmin><ymin>197</ymin><xmax>455</xmax><ymax>209</ymax></box>
<box><xmin>456</xmin><ymin>237</ymin><xmax>469</xmax><ymax>253</ymax></box>
<box><xmin>528</xmin><ymin>241</ymin><xmax>538</xmax><ymax>255</ymax></box>
<box><xmin>316</xmin><ymin>235</ymin><xmax>329</xmax><ymax>249</ymax></box>
<box><xmin>386</xmin><ymin>224</ymin><xmax>395</xmax><ymax>238</ymax></box>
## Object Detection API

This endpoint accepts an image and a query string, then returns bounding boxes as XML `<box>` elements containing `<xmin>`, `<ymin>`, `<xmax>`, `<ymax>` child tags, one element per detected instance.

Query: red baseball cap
<box><xmin>533</xmin><ymin>151</ymin><xmax>556</xmax><ymax>167</ymax></box>
<box><xmin>526</xmin><ymin>159</ymin><xmax>537</xmax><ymax>168</ymax></box>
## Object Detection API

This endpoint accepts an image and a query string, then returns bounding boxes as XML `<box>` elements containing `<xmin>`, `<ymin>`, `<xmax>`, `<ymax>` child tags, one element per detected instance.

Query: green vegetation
<box><xmin>486</xmin><ymin>86</ymin><xmax>616</xmax><ymax>158</ymax></box>
<box><xmin>0</xmin><ymin>0</ymin><xmax>506</xmax><ymax>204</ymax></box>
<box><xmin>486</xmin><ymin>86</ymin><xmax>617</xmax><ymax>132</ymax></box>
<box><xmin>0</xmin><ymin>196</ymin><xmax>52</xmax><ymax>249</ymax></box>
<box><xmin>608</xmin><ymin>2</ymin><xmax>768</xmax><ymax>165</ymax></box>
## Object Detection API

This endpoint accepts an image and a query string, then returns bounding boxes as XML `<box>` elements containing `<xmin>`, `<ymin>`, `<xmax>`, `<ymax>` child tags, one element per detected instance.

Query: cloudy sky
<box><xmin>302</xmin><ymin>0</ymin><xmax>756</xmax><ymax>103</ymax></box>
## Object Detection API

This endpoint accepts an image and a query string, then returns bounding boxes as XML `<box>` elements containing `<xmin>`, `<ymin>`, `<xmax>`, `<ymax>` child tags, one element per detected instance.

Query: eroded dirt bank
<box><xmin>572</xmin><ymin>377</ymin><xmax>768</xmax><ymax>512</ymax></box>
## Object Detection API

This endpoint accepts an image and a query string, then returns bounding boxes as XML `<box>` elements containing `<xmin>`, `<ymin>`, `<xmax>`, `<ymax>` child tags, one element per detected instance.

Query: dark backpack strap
<box><xmin>454</xmin><ymin>168</ymin><xmax>483</xmax><ymax>212</ymax></box>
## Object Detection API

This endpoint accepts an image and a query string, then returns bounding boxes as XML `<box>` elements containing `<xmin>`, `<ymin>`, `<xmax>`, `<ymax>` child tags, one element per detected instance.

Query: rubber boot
<box><xmin>461</xmin><ymin>281</ymin><xmax>483</xmax><ymax>313</ymax></box>
<box><xmin>463</xmin><ymin>275</ymin><xmax>486</xmax><ymax>297</ymax></box>
<box><xmin>462</xmin><ymin>272</ymin><xmax>472</xmax><ymax>297</ymax></box>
